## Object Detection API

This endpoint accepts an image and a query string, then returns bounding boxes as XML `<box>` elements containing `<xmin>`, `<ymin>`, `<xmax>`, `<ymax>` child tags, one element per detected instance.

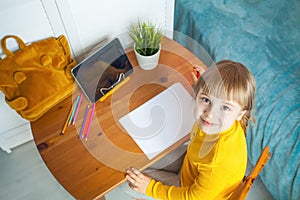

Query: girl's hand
<box><xmin>191</xmin><ymin>65</ymin><xmax>205</xmax><ymax>83</ymax></box>
<box><xmin>125</xmin><ymin>167</ymin><xmax>152</xmax><ymax>194</ymax></box>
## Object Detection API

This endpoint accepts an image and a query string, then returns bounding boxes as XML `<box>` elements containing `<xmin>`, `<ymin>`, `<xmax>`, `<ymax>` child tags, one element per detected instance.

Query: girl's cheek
<box><xmin>219</xmin><ymin>115</ymin><xmax>226</xmax><ymax>125</ymax></box>
<box><xmin>194</xmin><ymin>104</ymin><xmax>201</xmax><ymax>119</ymax></box>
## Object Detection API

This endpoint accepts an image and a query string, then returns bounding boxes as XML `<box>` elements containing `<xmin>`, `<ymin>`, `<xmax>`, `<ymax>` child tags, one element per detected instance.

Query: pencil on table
<box><xmin>85</xmin><ymin>103</ymin><xmax>96</xmax><ymax>140</ymax></box>
<box><xmin>100</xmin><ymin>76</ymin><xmax>130</xmax><ymax>102</ymax></box>
<box><xmin>61</xmin><ymin>104</ymin><xmax>74</xmax><ymax>135</ymax></box>
<box><xmin>83</xmin><ymin>108</ymin><xmax>92</xmax><ymax>137</ymax></box>
<box><xmin>68</xmin><ymin>95</ymin><xmax>80</xmax><ymax>125</ymax></box>
<box><xmin>79</xmin><ymin>105</ymin><xmax>90</xmax><ymax>139</ymax></box>
<box><xmin>72</xmin><ymin>93</ymin><xmax>83</xmax><ymax>125</ymax></box>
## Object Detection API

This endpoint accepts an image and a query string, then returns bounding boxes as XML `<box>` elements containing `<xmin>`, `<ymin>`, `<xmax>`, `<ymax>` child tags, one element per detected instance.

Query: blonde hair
<box><xmin>194</xmin><ymin>60</ymin><xmax>256</xmax><ymax>133</ymax></box>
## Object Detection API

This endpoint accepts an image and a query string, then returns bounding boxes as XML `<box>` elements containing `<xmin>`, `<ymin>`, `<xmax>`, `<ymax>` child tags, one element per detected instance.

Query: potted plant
<box><xmin>129</xmin><ymin>20</ymin><xmax>163</xmax><ymax>70</ymax></box>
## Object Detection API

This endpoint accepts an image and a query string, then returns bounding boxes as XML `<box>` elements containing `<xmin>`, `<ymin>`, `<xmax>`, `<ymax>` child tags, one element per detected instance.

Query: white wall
<box><xmin>56</xmin><ymin>0</ymin><xmax>174</xmax><ymax>59</ymax></box>
<box><xmin>0</xmin><ymin>0</ymin><xmax>57</xmax><ymax>153</ymax></box>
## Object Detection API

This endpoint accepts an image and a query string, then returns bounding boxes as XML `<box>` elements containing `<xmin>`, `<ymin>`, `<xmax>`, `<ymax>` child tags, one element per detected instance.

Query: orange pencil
<box><xmin>83</xmin><ymin>108</ymin><xmax>92</xmax><ymax>138</ymax></box>
<box><xmin>85</xmin><ymin>103</ymin><xmax>95</xmax><ymax>140</ymax></box>
<box><xmin>61</xmin><ymin>104</ymin><xmax>74</xmax><ymax>135</ymax></box>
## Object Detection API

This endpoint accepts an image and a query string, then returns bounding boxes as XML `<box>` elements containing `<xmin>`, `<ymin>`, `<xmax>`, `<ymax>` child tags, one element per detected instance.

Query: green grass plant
<box><xmin>129</xmin><ymin>20</ymin><xmax>163</xmax><ymax>56</ymax></box>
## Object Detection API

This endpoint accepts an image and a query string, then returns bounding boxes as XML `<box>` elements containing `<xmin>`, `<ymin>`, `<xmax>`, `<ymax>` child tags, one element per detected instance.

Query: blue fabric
<box><xmin>174</xmin><ymin>1</ymin><xmax>300</xmax><ymax>199</ymax></box>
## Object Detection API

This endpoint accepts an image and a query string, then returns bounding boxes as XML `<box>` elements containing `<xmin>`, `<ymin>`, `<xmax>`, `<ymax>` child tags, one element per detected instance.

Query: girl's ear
<box><xmin>237</xmin><ymin>110</ymin><xmax>247</xmax><ymax>121</ymax></box>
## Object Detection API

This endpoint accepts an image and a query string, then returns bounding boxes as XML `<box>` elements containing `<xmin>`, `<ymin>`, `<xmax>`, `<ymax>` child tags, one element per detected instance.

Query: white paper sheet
<box><xmin>119</xmin><ymin>82</ymin><xmax>195</xmax><ymax>159</ymax></box>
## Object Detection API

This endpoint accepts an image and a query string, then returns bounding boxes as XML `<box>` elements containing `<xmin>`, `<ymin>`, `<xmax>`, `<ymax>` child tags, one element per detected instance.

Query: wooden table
<box><xmin>31</xmin><ymin>37</ymin><xmax>206</xmax><ymax>200</ymax></box>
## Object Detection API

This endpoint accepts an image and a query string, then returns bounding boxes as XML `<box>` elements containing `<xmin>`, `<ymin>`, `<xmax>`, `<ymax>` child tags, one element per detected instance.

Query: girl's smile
<box><xmin>200</xmin><ymin>117</ymin><xmax>215</xmax><ymax>127</ymax></box>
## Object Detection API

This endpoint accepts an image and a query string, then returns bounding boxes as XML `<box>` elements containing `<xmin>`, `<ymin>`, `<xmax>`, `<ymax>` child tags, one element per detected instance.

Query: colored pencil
<box><xmin>61</xmin><ymin>104</ymin><xmax>74</xmax><ymax>135</ymax></box>
<box><xmin>68</xmin><ymin>95</ymin><xmax>80</xmax><ymax>125</ymax></box>
<box><xmin>79</xmin><ymin>105</ymin><xmax>90</xmax><ymax>139</ymax></box>
<box><xmin>85</xmin><ymin>103</ymin><xmax>96</xmax><ymax>140</ymax></box>
<box><xmin>100</xmin><ymin>76</ymin><xmax>130</xmax><ymax>102</ymax></box>
<box><xmin>72</xmin><ymin>93</ymin><xmax>83</xmax><ymax>125</ymax></box>
<box><xmin>83</xmin><ymin>108</ymin><xmax>92</xmax><ymax>136</ymax></box>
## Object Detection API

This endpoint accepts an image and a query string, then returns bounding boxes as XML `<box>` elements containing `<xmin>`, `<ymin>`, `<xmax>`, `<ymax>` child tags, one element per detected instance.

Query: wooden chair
<box><xmin>230</xmin><ymin>146</ymin><xmax>271</xmax><ymax>200</ymax></box>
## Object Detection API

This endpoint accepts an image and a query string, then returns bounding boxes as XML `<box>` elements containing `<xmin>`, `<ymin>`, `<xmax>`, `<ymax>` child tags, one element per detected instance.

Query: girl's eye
<box><xmin>201</xmin><ymin>97</ymin><xmax>211</xmax><ymax>104</ymax></box>
<box><xmin>222</xmin><ymin>105</ymin><xmax>231</xmax><ymax>111</ymax></box>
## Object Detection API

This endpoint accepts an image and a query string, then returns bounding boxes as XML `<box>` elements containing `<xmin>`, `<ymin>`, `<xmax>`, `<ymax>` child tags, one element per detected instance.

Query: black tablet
<box><xmin>71</xmin><ymin>38</ymin><xmax>133</xmax><ymax>103</ymax></box>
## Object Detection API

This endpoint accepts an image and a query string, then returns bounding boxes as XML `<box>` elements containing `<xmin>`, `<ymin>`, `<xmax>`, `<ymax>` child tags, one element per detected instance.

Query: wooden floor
<box><xmin>0</xmin><ymin>141</ymin><xmax>274</xmax><ymax>200</ymax></box>
<box><xmin>0</xmin><ymin>140</ymin><xmax>73</xmax><ymax>200</ymax></box>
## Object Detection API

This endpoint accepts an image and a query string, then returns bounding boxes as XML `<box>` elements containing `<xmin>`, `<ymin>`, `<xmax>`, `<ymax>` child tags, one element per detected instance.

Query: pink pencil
<box><xmin>72</xmin><ymin>93</ymin><xmax>83</xmax><ymax>125</ymax></box>
<box><xmin>85</xmin><ymin>103</ymin><xmax>96</xmax><ymax>140</ymax></box>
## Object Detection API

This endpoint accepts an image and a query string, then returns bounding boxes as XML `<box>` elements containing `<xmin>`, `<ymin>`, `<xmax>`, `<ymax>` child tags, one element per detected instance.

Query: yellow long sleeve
<box><xmin>146</xmin><ymin>121</ymin><xmax>247</xmax><ymax>200</ymax></box>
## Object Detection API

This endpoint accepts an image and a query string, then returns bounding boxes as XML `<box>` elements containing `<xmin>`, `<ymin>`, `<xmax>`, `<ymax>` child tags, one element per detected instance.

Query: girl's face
<box><xmin>194</xmin><ymin>90</ymin><xmax>246</xmax><ymax>134</ymax></box>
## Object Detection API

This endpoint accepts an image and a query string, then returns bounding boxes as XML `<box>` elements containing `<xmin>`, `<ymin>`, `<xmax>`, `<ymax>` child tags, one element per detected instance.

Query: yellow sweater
<box><xmin>146</xmin><ymin>121</ymin><xmax>247</xmax><ymax>200</ymax></box>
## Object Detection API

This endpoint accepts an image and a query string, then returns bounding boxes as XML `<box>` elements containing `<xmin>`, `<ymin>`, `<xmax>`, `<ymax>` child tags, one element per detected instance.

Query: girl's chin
<box><xmin>202</xmin><ymin>129</ymin><xmax>220</xmax><ymax>135</ymax></box>
<box><xmin>199</xmin><ymin>124</ymin><xmax>220</xmax><ymax>134</ymax></box>
<box><xmin>196</xmin><ymin>118</ymin><xmax>224</xmax><ymax>134</ymax></box>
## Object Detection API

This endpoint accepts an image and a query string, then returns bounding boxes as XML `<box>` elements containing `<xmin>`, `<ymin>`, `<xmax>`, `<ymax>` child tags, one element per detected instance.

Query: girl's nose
<box><xmin>204</xmin><ymin>106</ymin><xmax>213</xmax><ymax>119</ymax></box>
<box><xmin>204</xmin><ymin>105</ymin><xmax>218</xmax><ymax>120</ymax></box>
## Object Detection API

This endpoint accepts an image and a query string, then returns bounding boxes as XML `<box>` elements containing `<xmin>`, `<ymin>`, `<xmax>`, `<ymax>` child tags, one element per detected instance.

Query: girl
<box><xmin>126</xmin><ymin>60</ymin><xmax>256</xmax><ymax>200</ymax></box>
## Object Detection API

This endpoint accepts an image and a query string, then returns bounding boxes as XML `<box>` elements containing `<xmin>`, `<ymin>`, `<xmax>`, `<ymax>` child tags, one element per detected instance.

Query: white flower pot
<box><xmin>134</xmin><ymin>44</ymin><xmax>161</xmax><ymax>70</ymax></box>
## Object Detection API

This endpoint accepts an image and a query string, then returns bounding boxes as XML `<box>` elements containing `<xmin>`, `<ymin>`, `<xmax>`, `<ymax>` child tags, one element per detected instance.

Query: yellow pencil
<box><xmin>100</xmin><ymin>76</ymin><xmax>130</xmax><ymax>102</ymax></box>
<box><xmin>61</xmin><ymin>104</ymin><xmax>74</xmax><ymax>135</ymax></box>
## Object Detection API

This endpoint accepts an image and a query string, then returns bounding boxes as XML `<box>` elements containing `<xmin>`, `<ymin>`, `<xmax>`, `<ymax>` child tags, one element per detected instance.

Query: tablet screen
<box><xmin>71</xmin><ymin>38</ymin><xmax>133</xmax><ymax>103</ymax></box>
